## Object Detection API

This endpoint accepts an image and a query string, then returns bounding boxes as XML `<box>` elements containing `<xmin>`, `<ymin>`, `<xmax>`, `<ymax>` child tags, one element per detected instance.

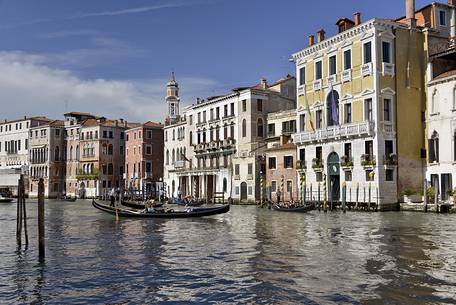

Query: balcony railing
<box><xmin>340</xmin><ymin>155</ymin><xmax>354</xmax><ymax>168</ymax></box>
<box><xmin>382</xmin><ymin>63</ymin><xmax>395</xmax><ymax>76</ymax></box>
<box><xmin>296</xmin><ymin>160</ymin><xmax>306</xmax><ymax>170</ymax></box>
<box><xmin>174</xmin><ymin>160</ymin><xmax>186</xmax><ymax>169</ymax></box>
<box><xmin>384</xmin><ymin>154</ymin><xmax>398</xmax><ymax>167</ymax></box>
<box><xmin>362</xmin><ymin>63</ymin><xmax>372</xmax><ymax>77</ymax></box>
<box><xmin>342</xmin><ymin>69</ymin><xmax>352</xmax><ymax>82</ymax></box>
<box><xmin>361</xmin><ymin>154</ymin><xmax>376</xmax><ymax>168</ymax></box>
<box><xmin>292</xmin><ymin>121</ymin><xmax>375</xmax><ymax>144</ymax></box>
<box><xmin>313</xmin><ymin>79</ymin><xmax>322</xmax><ymax>91</ymax></box>
<box><xmin>312</xmin><ymin>158</ymin><xmax>324</xmax><ymax>170</ymax></box>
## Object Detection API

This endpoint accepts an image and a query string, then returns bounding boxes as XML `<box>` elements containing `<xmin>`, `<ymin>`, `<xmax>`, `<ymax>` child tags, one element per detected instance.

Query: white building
<box><xmin>163</xmin><ymin>75</ymin><xmax>296</xmax><ymax>204</ymax></box>
<box><xmin>0</xmin><ymin>116</ymin><xmax>51</xmax><ymax>195</ymax></box>
<box><xmin>426</xmin><ymin>51</ymin><xmax>456</xmax><ymax>202</ymax></box>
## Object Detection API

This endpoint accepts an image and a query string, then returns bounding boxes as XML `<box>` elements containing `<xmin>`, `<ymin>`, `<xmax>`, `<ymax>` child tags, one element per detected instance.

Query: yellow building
<box><xmin>291</xmin><ymin>9</ymin><xmax>429</xmax><ymax>209</ymax></box>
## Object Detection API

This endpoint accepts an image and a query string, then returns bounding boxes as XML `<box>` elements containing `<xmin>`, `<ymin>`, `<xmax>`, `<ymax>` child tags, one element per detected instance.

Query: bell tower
<box><xmin>166</xmin><ymin>72</ymin><xmax>180</xmax><ymax>120</ymax></box>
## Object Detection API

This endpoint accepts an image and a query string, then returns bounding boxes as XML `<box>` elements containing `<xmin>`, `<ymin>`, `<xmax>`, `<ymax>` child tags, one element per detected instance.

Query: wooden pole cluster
<box><xmin>38</xmin><ymin>178</ymin><xmax>45</xmax><ymax>262</ymax></box>
<box><xmin>16</xmin><ymin>175</ymin><xmax>28</xmax><ymax>249</ymax></box>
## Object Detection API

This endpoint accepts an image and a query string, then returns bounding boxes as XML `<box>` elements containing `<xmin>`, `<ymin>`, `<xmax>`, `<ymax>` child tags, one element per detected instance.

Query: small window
<box><xmin>299</xmin><ymin>114</ymin><xmax>306</xmax><ymax>132</ymax></box>
<box><xmin>299</xmin><ymin>66</ymin><xmax>305</xmax><ymax>86</ymax></box>
<box><xmin>315</xmin><ymin>61</ymin><xmax>322</xmax><ymax>80</ymax></box>
<box><xmin>242</xmin><ymin>100</ymin><xmax>247</xmax><ymax>112</ymax></box>
<box><xmin>235</xmin><ymin>164</ymin><xmax>240</xmax><ymax>175</ymax></box>
<box><xmin>382</xmin><ymin>41</ymin><xmax>391</xmax><ymax>63</ymax></box>
<box><xmin>329</xmin><ymin>55</ymin><xmax>336</xmax><ymax>75</ymax></box>
<box><xmin>257</xmin><ymin>99</ymin><xmax>263</xmax><ymax>112</ymax></box>
<box><xmin>344</xmin><ymin>103</ymin><xmax>352</xmax><ymax>124</ymax></box>
<box><xmin>386</xmin><ymin>169</ymin><xmax>394</xmax><ymax>181</ymax></box>
<box><xmin>271</xmin><ymin>181</ymin><xmax>277</xmax><ymax>192</ymax></box>
<box><xmin>439</xmin><ymin>10</ymin><xmax>447</xmax><ymax>26</ymax></box>
<box><xmin>343</xmin><ymin>49</ymin><xmax>351</xmax><ymax>70</ymax></box>
<box><xmin>268</xmin><ymin>157</ymin><xmax>277</xmax><ymax>169</ymax></box>
<box><xmin>364</xmin><ymin>42</ymin><xmax>372</xmax><ymax>64</ymax></box>
<box><xmin>384</xmin><ymin>99</ymin><xmax>391</xmax><ymax>121</ymax></box>
<box><xmin>365</xmin><ymin>98</ymin><xmax>373</xmax><ymax>121</ymax></box>
<box><xmin>316</xmin><ymin>110</ymin><xmax>323</xmax><ymax>129</ymax></box>
<box><xmin>248</xmin><ymin>163</ymin><xmax>253</xmax><ymax>175</ymax></box>
<box><xmin>286</xmin><ymin>181</ymin><xmax>292</xmax><ymax>193</ymax></box>
<box><xmin>284</xmin><ymin>156</ymin><xmax>293</xmax><ymax>169</ymax></box>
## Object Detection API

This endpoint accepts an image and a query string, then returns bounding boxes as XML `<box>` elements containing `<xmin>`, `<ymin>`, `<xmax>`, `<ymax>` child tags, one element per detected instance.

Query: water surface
<box><xmin>0</xmin><ymin>200</ymin><xmax>455</xmax><ymax>304</ymax></box>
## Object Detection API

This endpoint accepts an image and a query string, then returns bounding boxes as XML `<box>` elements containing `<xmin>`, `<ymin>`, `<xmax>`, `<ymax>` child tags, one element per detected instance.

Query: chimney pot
<box><xmin>308</xmin><ymin>35</ymin><xmax>315</xmax><ymax>46</ymax></box>
<box><xmin>317</xmin><ymin>29</ymin><xmax>326</xmax><ymax>43</ymax></box>
<box><xmin>354</xmin><ymin>12</ymin><xmax>361</xmax><ymax>25</ymax></box>
<box><xmin>261</xmin><ymin>78</ymin><xmax>268</xmax><ymax>89</ymax></box>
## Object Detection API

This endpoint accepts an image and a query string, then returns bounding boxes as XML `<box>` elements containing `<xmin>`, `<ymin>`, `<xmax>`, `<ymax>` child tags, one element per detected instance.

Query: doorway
<box><xmin>327</xmin><ymin>152</ymin><xmax>341</xmax><ymax>202</ymax></box>
<box><xmin>240</xmin><ymin>182</ymin><xmax>248</xmax><ymax>201</ymax></box>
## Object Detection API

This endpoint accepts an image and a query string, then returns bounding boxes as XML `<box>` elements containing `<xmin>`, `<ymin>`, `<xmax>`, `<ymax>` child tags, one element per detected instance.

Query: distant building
<box><xmin>29</xmin><ymin>120</ymin><xmax>65</xmax><ymax>198</ymax></box>
<box><xmin>0</xmin><ymin>116</ymin><xmax>51</xmax><ymax>196</ymax></box>
<box><xmin>125</xmin><ymin>121</ymin><xmax>164</xmax><ymax>198</ymax></box>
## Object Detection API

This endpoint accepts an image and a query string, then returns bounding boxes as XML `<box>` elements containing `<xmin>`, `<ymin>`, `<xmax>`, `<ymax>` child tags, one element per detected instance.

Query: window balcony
<box><xmin>362</xmin><ymin>63</ymin><xmax>372</xmax><ymax>77</ymax></box>
<box><xmin>292</xmin><ymin>121</ymin><xmax>375</xmax><ymax>145</ymax></box>
<box><xmin>312</xmin><ymin>158</ymin><xmax>324</xmax><ymax>171</ymax></box>
<box><xmin>342</xmin><ymin>69</ymin><xmax>352</xmax><ymax>82</ymax></box>
<box><xmin>340</xmin><ymin>155</ymin><xmax>354</xmax><ymax>169</ymax></box>
<box><xmin>313</xmin><ymin>79</ymin><xmax>322</xmax><ymax>91</ymax></box>
<box><xmin>297</xmin><ymin>85</ymin><xmax>305</xmax><ymax>96</ymax></box>
<box><xmin>327</xmin><ymin>74</ymin><xmax>337</xmax><ymax>85</ymax></box>
<box><xmin>296</xmin><ymin>160</ymin><xmax>306</xmax><ymax>171</ymax></box>
<box><xmin>381</xmin><ymin>122</ymin><xmax>395</xmax><ymax>135</ymax></box>
<box><xmin>384</xmin><ymin>154</ymin><xmax>398</xmax><ymax>167</ymax></box>
<box><xmin>361</xmin><ymin>154</ymin><xmax>376</xmax><ymax>168</ymax></box>
<box><xmin>382</xmin><ymin>63</ymin><xmax>395</xmax><ymax>76</ymax></box>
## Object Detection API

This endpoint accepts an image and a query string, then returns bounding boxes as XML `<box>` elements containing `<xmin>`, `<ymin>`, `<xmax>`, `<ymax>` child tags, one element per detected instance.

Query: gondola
<box><xmin>272</xmin><ymin>203</ymin><xmax>315</xmax><ymax>213</ymax></box>
<box><xmin>168</xmin><ymin>198</ymin><xmax>204</xmax><ymax>207</ymax></box>
<box><xmin>121</xmin><ymin>200</ymin><xmax>164</xmax><ymax>209</ymax></box>
<box><xmin>0</xmin><ymin>197</ymin><xmax>14</xmax><ymax>203</ymax></box>
<box><xmin>93</xmin><ymin>199</ymin><xmax>230</xmax><ymax>218</ymax></box>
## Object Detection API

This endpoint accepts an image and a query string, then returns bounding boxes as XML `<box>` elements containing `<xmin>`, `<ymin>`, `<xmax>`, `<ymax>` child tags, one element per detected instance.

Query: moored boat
<box><xmin>93</xmin><ymin>199</ymin><xmax>229</xmax><ymax>218</ymax></box>
<box><xmin>272</xmin><ymin>203</ymin><xmax>315</xmax><ymax>213</ymax></box>
<box><xmin>0</xmin><ymin>197</ymin><xmax>14</xmax><ymax>203</ymax></box>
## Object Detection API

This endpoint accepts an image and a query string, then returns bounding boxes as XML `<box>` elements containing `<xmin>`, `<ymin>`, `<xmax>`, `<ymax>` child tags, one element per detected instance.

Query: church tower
<box><xmin>166</xmin><ymin>72</ymin><xmax>180</xmax><ymax>120</ymax></box>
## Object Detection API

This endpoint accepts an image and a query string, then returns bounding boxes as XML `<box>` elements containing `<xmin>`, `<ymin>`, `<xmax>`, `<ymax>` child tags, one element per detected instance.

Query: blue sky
<box><xmin>0</xmin><ymin>0</ymin><xmax>431</xmax><ymax>122</ymax></box>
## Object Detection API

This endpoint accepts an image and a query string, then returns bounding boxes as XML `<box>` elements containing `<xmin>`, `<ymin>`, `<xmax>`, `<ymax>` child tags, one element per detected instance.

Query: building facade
<box><xmin>29</xmin><ymin>121</ymin><xmax>65</xmax><ymax>198</ymax></box>
<box><xmin>265</xmin><ymin>109</ymin><xmax>298</xmax><ymax>203</ymax></box>
<box><xmin>0</xmin><ymin>116</ymin><xmax>51</xmax><ymax>196</ymax></box>
<box><xmin>125</xmin><ymin>121</ymin><xmax>164</xmax><ymax>198</ymax></box>
<box><xmin>291</xmin><ymin>10</ymin><xmax>430</xmax><ymax>209</ymax></box>
<box><xmin>163</xmin><ymin>75</ymin><xmax>296</xmax><ymax>204</ymax></box>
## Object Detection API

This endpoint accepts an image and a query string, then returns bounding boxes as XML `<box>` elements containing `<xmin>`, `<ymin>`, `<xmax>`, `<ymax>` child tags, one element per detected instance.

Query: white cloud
<box><xmin>0</xmin><ymin>51</ymin><xmax>217</xmax><ymax>123</ymax></box>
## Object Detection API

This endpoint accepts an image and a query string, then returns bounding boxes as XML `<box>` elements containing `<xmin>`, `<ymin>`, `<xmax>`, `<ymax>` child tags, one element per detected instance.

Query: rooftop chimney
<box><xmin>261</xmin><ymin>78</ymin><xmax>268</xmax><ymax>89</ymax></box>
<box><xmin>354</xmin><ymin>12</ymin><xmax>361</xmax><ymax>26</ymax></box>
<box><xmin>308</xmin><ymin>35</ymin><xmax>315</xmax><ymax>46</ymax></box>
<box><xmin>317</xmin><ymin>29</ymin><xmax>326</xmax><ymax>43</ymax></box>
<box><xmin>405</xmin><ymin>0</ymin><xmax>416</xmax><ymax>28</ymax></box>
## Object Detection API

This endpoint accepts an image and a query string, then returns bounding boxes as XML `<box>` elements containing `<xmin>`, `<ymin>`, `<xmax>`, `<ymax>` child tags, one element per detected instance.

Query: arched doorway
<box><xmin>327</xmin><ymin>152</ymin><xmax>340</xmax><ymax>202</ymax></box>
<box><xmin>240</xmin><ymin>182</ymin><xmax>248</xmax><ymax>201</ymax></box>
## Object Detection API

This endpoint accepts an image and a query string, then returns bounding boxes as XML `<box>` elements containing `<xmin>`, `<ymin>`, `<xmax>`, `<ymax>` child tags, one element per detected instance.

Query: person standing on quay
<box><xmin>110</xmin><ymin>188</ymin><xmax>116</xmax><ymax>207</ymax></box>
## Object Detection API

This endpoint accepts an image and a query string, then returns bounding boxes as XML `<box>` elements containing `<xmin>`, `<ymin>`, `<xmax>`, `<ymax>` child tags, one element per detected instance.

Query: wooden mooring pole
<box><xmin>16</xmin><ymin>175</ymin><xmax>28</xmax><ymax>249</ymax></box>
<box><xmin>38</xmin><ymin>178</ymin><xmax>45</xmax><ymax>261</ymax></box>
<box><xmin>342</xmin><ymin>181</ymin><xmax>347</xmax><ymax>213</ymax></box>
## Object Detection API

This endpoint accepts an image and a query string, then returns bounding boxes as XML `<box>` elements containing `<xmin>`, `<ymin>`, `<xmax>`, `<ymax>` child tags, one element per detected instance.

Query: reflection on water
<box><xmin>0</xmin><ymin>201</ymin><xmax>455</xmax><ymax>304</ymax></box>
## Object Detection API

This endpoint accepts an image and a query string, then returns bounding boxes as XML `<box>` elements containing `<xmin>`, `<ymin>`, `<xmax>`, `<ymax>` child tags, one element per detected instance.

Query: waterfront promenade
<box><xmin>1</xmin><ymin>200</ymin><xmax>455</xmax><ymax>304</ymax></box>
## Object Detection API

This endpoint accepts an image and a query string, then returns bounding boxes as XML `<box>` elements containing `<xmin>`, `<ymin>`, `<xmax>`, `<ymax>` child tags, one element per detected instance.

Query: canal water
<box><xmin>0</xmin><ymin>200</ymin><xmax>455</xmax><ymax>305</ymax></box>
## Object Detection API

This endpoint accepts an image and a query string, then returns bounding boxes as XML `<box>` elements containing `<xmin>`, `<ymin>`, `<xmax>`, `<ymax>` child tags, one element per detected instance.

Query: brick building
<box><xmin>125</xmin><ymin>121</ymin><xmax>164</xmax><ymax>198</ymax></box>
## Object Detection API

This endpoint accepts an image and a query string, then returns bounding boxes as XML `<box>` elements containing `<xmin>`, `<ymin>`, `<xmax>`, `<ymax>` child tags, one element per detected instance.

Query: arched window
<box><xmin>326</xmin><ymin>90</ymin><xmax>340</xmax><ymax>126</ymax></box>
<box><xmin>70</xmin><ymin>146</ymin><xmax>73</xmax><ymax>161</ymax></box>
<box><xmin>55</xmin><ymin>146</ymin><xmax>60</xmax><ymax>161</ymax></box>
<box><xmin>76</xmin><ymin>145</ymin><xmax>79</xmax><ymax>160</ymax></box>
<box><xmin>189</xmin><ymin>131</ymin><xmax>193</xmax><ymax>146</ymax></box>
<box><xmin>108</xmin><ymin>163</ymin><xmax>113</xmax><ymax>175</ymax></box>
<box><xmin>172</xmin><ymin>149</ymin><xmax>175</xmax><ymax>164</ymax></box>
<box><xmin>429</xmin><ymin>131</ymin><xmax>439</xmax><ymax>163</ymax></box>
<box><xmin>102</xmin><ymin>144</ymin><xmax>107</xmax><ymax>155</ymax></box>
<box><xmin>242</xmin><ymin>119</ymin><xmax>247</xmax><ymax>137</ymax></box>
<box><xmin>166</xmin><ymin>150</ymin><xmax>169</xmax><ymax>165</ymax></box>
<box><xmin>257</xmin><ymin>118</ymin><xmax>264</xmax><ymax>137</ymax></box>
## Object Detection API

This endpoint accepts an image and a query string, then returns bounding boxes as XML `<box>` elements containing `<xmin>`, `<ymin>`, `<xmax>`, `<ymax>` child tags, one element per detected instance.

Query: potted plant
<box><xmin>447</xmin><ymin>189</ymin><xmax>456</xmax><ymax>204</ymax></box>
<box><xmin>425</xmin><ymin>186</ymin><xmax>436</xmax><ymax>204</ymax></box>
<box><xmin>403</xmin><ymin>188</ymin><xmax>422</xmax><ymax>203</ymax></box>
